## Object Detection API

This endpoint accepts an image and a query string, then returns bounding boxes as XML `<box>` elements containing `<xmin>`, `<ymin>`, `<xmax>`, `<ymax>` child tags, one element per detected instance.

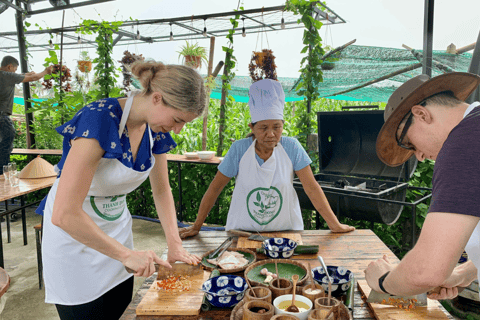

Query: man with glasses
<box><xmin>365</xmin><ymin>72</ymin><xmax>480</xmax><ymax>299</ymax></box>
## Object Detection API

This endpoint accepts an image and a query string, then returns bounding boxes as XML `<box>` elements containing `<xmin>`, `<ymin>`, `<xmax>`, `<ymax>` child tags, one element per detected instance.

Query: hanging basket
<box><xmin>77</xmin><ymin>60</ymin><xmax>92</xmax><ymax>73</ymax></box>
<box><xmin>248</xmin><ymin>49</ymin><xmax>277</xmax><ymax>82</ymax></box>
<box><xmin>184</xmin><ymin>55</ymin><xmax>202</xmax><ymax>69</ymax></box>
<box><xmin>321</xmin><ymin>62</ymin><xmax>335</xmax><ymax>70</ymax></box>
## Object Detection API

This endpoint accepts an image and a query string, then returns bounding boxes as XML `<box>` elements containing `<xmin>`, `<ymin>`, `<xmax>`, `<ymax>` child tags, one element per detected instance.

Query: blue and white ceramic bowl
<box><xmin>311</xmin><ymin>265</ymin><xmax>353</xmax><ymax>296</ymax></box>
<box><xmin>262</xmin><ymin>237</ymin><xmax>298</xmax><ymax>259</ymax></box>
<box><xmin>201</xmin><ymin>275</ymin><xmax>248</xmax><ymax>308</ymax></box>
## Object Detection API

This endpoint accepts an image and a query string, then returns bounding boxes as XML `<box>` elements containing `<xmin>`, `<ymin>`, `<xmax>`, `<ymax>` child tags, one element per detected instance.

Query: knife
<box><xmin>366</xmin><ymin>286</ymin><xmax>466</xmax><ymax>307</ymax></box>
<box><xmin>125</xmin><ymin>262</ymin><xmax>203</xmax><ymax>280</ymax></box>
<box><xmin>366</xmin><ymin>289</ymin><xmax>428</xmax><ymax>307</ymax></box>
<box><xmin>228</xmin><ymin>229</ymin><xmax>266</xmax><ymax>241</ymax></box>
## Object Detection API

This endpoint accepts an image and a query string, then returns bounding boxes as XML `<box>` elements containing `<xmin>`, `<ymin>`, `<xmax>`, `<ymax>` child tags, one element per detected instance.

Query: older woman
<box><xmin>179</xmin><ymin>79</ymin><xmax>354</xmax><ymax>239</ymax></box>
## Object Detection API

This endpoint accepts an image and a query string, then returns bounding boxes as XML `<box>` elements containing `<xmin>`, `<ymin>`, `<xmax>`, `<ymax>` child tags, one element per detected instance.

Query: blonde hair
<box><xmin>130</xmin><ymin>60</ymin><xmax>206</xmax><ymax>115</ymax></box>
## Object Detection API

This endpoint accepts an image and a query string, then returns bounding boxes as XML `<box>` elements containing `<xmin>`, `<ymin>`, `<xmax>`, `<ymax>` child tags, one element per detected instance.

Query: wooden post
<box><xmin>217</xmin><ymin>52</ymin><xmax>229</xmax><ymax>157</ymax></box>
<box><xmin>15</xmin><ymin>0</ymin><xmax>35</xmax><ymax>148</ymax></box>
<box><xmin>202</xmin><ymin>37</ymin><xmax>215</xmax><ymax>151</ymax></box>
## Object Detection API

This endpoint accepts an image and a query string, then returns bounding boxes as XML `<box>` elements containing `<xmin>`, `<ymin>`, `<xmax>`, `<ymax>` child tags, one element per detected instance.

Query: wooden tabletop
<box><xmin>120</xmin><ymin>230</ymin><xmax>453</xmax><ymax>320</ymax></box>
<box><xmin>0</xmin><ymin>176</ymin><xmax>56</xmax><ymax>202</ymax></box>
<box><xmin>12</xmin><ymin>149</ymin><xmax>221</xmax><ymax>165</ymax></box>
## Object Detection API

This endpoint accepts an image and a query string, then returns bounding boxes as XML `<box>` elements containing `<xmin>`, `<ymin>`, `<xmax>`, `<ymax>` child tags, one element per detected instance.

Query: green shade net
<box><xmin>209</xmin><ymin>45</ymin><xmax>474</xmax><ymax>103</ymax></box>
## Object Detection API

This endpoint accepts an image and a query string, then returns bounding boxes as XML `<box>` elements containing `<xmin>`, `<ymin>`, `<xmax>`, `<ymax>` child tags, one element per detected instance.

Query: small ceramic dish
<box><xmin>184</xmin><ymin>152</ymin><xmax>199</xmax><ymax>159</ymax></box>
<box><xmin>273</xmin><ymin>294</ymin><xmax>313</xmax><ymax>320</ymax></box>
<box><xmin>197</xmin><ymin>151</ymin><xmax>216</xmax><ymax>160</ymax></box>
<box><xmin>311</xmin><ymin>265</ymin><xmax>353</xmax><ymax>296</ymax></box>
<box><xmin>202</xmin><ymin>275</ymin><xmax>248</xmax><ymax>308</ymax></box>
<box><xmin>262</xmin><ymin>237</ymin><xmax>298</xmax><ymax>259</ymax></box>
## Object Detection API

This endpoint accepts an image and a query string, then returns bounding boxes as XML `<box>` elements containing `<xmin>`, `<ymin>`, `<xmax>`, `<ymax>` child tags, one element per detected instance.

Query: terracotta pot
<box><xmin>77</xmin><ymin>60</ymin><xmax>92</xmax><ymax>73</ymax></box>
<box><xmin>242</xmin><ymin>300</ymin><xmax>274</xmax><ymax>320</ymax></box>
<box><xmin>245</xmin><ymin>286</ymin><xmax>272</xmax><ymax>304</ymax></box>
<box><xmin>269</xmin><ymin>278</ymin><xmax>293</xmax><ymax>300</ymax></box>
<box><xmin>314</xmin><ymin>297</ymin><xmax>340</xmax><ymax>320</ymax></box>
<box><xmin>253</xmin><ymin>51</ymin><xmax>265</xmax><ymax>66</ymax></box>
<box><xmin>301</xmin><ymin>283</ymin><xmax>325</xmax><ymax>304</ymax></box>
<box><xmin>184</xmin><ymin>55</ymin><xmax>202</xmax><ymax>69</ymax></box>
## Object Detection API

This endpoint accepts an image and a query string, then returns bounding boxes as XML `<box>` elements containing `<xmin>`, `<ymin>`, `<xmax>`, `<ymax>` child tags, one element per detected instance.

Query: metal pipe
<box><xmin>422</xmin><ymin>0</ymin><xmax>434</xmax><ymax>76</ymax></box>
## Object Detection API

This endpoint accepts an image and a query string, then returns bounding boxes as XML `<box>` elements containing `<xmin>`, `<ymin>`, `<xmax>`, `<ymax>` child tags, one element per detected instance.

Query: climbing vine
<box><xmin>77</xmin><ymin>19</ymin><xmax>123</xmax><ymax>100</ymax></box>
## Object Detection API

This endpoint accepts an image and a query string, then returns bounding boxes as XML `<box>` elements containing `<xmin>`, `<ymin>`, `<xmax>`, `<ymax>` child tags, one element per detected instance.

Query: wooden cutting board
<box><xmin>136</xmin><ymin>270</ymin><xmax>210</xmax><ymax>315</ymax></box>
<box><xmin>237</xmin><ymin>233</ymin><xmax>303</xmax><ymax>249</ymax></box>
<box><xmin>357</xmin><ymin>280</ymin><xmax>450</xmax><ymax>319</ymax></box>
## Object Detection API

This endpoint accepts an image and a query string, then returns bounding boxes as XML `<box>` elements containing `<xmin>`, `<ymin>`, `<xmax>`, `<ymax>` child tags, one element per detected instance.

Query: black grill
<box><xmin>294</xmin><ymin>108</ymin><xmax>427</xmax><ymax>229</ymax></box>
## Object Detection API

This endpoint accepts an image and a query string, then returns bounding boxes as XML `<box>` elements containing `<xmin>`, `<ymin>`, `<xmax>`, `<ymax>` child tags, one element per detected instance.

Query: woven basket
<box><xmin>230</xmin><ymin>299</ymin><xmax>244</xmax><ymax>320</ymax></box>
<box><xmin>201</xmin><ymin>248</ymin><xmax>256</xmax><ymax>274</ymax></box>
<box><xmin>244</xmin><ymin>259</ymin><xmax>308</xmax><ymax>288</ymax></box>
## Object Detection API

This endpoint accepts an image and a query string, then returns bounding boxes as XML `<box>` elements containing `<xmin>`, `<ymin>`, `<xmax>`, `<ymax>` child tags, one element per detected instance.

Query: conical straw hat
<box><xmin>18</xmin><ymin>156</ymin><xmax>57</xmax><ymax>179</ymax></box>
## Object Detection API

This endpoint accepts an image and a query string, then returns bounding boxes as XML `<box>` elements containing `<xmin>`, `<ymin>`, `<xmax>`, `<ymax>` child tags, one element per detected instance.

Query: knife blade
<box><xmin>125</xmin><ymin>262</ymin><xmax>203</xmax><ymax>280</ymax></box>
<box><xmin>366</xmin><ymin>289</ymin><xmax>428</xmax><ymax>306</ymax></box>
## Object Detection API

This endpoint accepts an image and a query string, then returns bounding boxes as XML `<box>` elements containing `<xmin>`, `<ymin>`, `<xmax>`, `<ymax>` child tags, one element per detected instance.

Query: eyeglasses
<box><xmin>396</xmin><ymin>111</ymin><xmax>415</xmax><ymax>151</ymax></box>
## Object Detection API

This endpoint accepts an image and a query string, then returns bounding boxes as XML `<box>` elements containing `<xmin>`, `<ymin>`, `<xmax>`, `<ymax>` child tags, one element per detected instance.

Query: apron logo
<box><xmin>246</xmin><ymin>187</ymin><xmax>283</xmax><ymax>225</ymax></box>
<box><xmin>90</xmin><ymin>195</ymin><xmax>126</xmax><ymax>221</ymax></box>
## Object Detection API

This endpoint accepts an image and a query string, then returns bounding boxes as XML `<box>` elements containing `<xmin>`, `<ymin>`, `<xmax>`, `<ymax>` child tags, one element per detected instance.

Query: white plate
<box><xmin>197</xmin><ymin>151</ymin><xmax>215</xmax><ymax>160</ymax></box>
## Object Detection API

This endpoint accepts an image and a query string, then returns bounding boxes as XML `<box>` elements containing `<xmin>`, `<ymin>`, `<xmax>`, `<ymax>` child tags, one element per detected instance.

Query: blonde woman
<box><xmin>36</xmin><ymin>61</ymin><xmax>206</xmax><ymax>319</ymax></box>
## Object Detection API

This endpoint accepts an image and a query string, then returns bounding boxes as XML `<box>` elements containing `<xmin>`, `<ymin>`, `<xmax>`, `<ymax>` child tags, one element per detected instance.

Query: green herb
<box><xmin>177</xmin><ymin>41</ymin><xmax>208</xmax><ymax>66</ymax></box>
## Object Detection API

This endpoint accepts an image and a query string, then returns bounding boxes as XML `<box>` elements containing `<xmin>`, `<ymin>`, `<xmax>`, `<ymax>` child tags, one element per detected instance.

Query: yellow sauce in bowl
<box><xmin>277</xmin><ymin>300</ymin><xmax>310</xmax><ymax>313</ymax></box>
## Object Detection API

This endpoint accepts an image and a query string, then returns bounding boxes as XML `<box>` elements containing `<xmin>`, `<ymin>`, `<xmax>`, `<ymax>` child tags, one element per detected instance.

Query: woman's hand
<box><xmin>178</xmin><ymin>225</ymin><xmax>200</xmax><ymax>239</ymax></box>
<box><xmin>330</xmin><ymin>223</ymin><xmax>355</xmax><ymax>233</ymax></box>
<box><xmin>167</xmin><ymin>243</ymin><xmax>201</xmax><ymax>265</ymax></box>
<box><xmin>123</xmin><ymin>249</ymin><xmax>171</xmax><ymax>278</ymax></box>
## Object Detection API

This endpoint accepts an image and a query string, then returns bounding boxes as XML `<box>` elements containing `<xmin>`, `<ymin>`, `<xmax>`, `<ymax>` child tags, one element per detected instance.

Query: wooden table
<box><xmin>0</xmin><ymin>176</ymin><xmax>56</xmax><ymax>268</ymax></box>
<box><xmin>120</xmin><ymin>230</ymin><xmax>453</xmax><ymax>320</ymax></box>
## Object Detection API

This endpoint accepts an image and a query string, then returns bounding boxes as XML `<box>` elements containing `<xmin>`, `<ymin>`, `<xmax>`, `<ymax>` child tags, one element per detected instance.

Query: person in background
<box><xmin>179</xmin><ymin>79</ymin><xmax>354</xmax><ymax>239</ymax></box>
<box><xmin>36</xmin><ymin>60</ymin><xmax>205</xmax><ymax>320</ymax></box>
<box><xmin>365</xmin><ymin>72</ymin><xmax>480</xmax><ymax>299</ymax></box>
<box><xmin>0</xmin><ymin>55</ymin><xmax>52</xmax><ymax>174</ymax></box>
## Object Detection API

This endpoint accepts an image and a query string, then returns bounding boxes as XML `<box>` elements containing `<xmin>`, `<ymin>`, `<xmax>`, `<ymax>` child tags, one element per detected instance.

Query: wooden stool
<box><xmin>0</xmin><ymin>267</ymin><xmax>10</xmax><ymax>314</ymax></box>
<box><xmin>34</xmin><ymin>223</ymin><xmax>43</xmax><ymax>289</ymax></box>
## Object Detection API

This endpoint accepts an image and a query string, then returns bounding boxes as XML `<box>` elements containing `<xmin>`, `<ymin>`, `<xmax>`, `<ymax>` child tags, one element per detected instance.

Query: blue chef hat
<box><xmin>248</xmin><ymin>79</ymin><xmax>285</xmax><ymax>123</ymax></box>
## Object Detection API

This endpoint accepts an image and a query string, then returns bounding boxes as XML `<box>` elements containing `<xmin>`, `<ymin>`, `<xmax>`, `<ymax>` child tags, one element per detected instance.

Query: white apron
<box><xmin>42</xmin><ymin>93</ymin><xmax>155</xmax><ymax>305</ymax></box>
<box><xmin>225</xmin><ymin>139</ymin><xmax>303</xmax><ymax>231</ymax></box>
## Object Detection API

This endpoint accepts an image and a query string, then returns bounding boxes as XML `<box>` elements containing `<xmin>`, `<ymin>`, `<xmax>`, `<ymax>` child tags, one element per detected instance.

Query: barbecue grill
<box><xmin>294</xmin><ymin>107</ymin><xmax>431</xmax><ymax>238</ymax></box>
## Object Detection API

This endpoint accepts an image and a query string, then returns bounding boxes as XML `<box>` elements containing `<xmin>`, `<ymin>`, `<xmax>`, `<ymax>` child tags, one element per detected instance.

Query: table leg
<box><xmin>21</xmin><ymin>196</ymin><xmax>27</xmax><ymax>246</ymax></box>
<box><xmin>0</xmin><ymin>220</ymin><xmax>3</xmax><ymax>268</ymax></box>
<box><xmin>177</xmin><ymin>162</ymin><xmax>183</xmax><ymax>222</ymax></box>
<box><xmin>4</xmin><ymin>201</ymin><xmax>10</xmax><ymax>244</ymax></box>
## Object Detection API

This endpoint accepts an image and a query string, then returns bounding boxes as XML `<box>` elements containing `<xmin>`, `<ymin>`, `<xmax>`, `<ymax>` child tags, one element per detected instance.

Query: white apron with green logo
<box><xmin>42</xmin><ymin>93</ymin><xmax>155</xmax><ymax>305</ymax></box>
<box><xmin>225</xmin><ymin>139</ymin><xmax>303</xmax><ymax>231</ymax></box>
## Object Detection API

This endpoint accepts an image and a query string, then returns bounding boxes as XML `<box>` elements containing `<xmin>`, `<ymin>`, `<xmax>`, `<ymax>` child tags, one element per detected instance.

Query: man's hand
<box><xmin>364</xmin><ymin>255</ymin><xmax>396</xmax><ymax>292</ymax></box>
<box><xmin>25</xmin><ymin>71</ymin><xmax>36</xmax><ymax>76</ymax></box>
<box><xmin>45</xmin><ymin>66</ymin><xmax>53</xmax><ymax>74</ymax></box>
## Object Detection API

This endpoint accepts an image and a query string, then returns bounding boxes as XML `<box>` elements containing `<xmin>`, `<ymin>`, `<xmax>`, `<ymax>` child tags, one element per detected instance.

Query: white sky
<box><xmin>1</xmin><ymin>0</ymin><xmax>479</xmax><ymax>78</ymax></box>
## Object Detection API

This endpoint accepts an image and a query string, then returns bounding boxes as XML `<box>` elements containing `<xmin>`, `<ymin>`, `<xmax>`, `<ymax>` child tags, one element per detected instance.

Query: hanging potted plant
<box><xmin>248</xmin><ymin>49</ymin><xmax>277</xmax><ymax>81</ymax></box>
<box><xmin>177</xmin><ymin>41</ymin><xmax>208</xmax><ymax>69</ymax></box>
<box><xmin>77</xmin><ymin>51</ymin><xmax>93</xmax><ymax>73</ymax></box>
<box><xmin>320</xmin><ymin>45</ymin><xmax>340</xmax><ymax>70</ymax></box>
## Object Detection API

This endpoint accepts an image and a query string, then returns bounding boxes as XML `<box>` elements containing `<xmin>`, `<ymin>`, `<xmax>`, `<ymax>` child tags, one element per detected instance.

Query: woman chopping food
<box><xmin>179</xmin><ymin>79</ymin><xmax>354</xmax><ymax>239</ymax></box>
<box><xmin>37</xmin><ymin>60</ymin><xmax>204</xmax><ymax>320</ymax></box>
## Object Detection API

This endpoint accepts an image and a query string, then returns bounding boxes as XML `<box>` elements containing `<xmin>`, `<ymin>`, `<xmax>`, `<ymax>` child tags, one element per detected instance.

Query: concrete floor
<box><xmin>0</xmin><ymin>207</ymin><xmax>167</xmax><ymax>320</ymax></box>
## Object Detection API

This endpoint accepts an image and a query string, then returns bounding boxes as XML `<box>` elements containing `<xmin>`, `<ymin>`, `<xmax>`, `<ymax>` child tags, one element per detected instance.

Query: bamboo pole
<box><xmin>202</xmin><ymin>36</ymin><xmax>215</xmax><ymax>151</ymax></box>
<box><xmin>456</xmin><ymin>42</ymin><xmax>476</xmax><ymax>54</ymax></box>
<box><xmin>402</xmin><ymin>44</ymin><xmax>455</xmax><ymax>73</ymax></box>
<box><xmin>327</xmin><ymin>62</ymin><xmax>422</xmax><ymax>97</ymax></box>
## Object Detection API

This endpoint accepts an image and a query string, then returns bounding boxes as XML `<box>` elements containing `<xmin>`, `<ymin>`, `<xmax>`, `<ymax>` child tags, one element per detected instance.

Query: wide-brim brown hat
<box><xmin>376</xmin><ymin>72</ymin><xmax>480</xmax><ymax>167</ymax></box>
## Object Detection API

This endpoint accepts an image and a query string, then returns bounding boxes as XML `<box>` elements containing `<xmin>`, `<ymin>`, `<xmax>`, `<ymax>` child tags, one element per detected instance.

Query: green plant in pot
<box><xmin>320</xmin><ymin>45</ymin><xmax>340</xmax><ymax>70</ymax></box>
<box><xmin>177</xmin><ymin>41</ymin><xmax>208</xmax><ymax>69</ymax></box>
<box><xmin>77</xmin><ymin>51</ymin><xmax>93</xmax><ymax>73</ymax></box>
